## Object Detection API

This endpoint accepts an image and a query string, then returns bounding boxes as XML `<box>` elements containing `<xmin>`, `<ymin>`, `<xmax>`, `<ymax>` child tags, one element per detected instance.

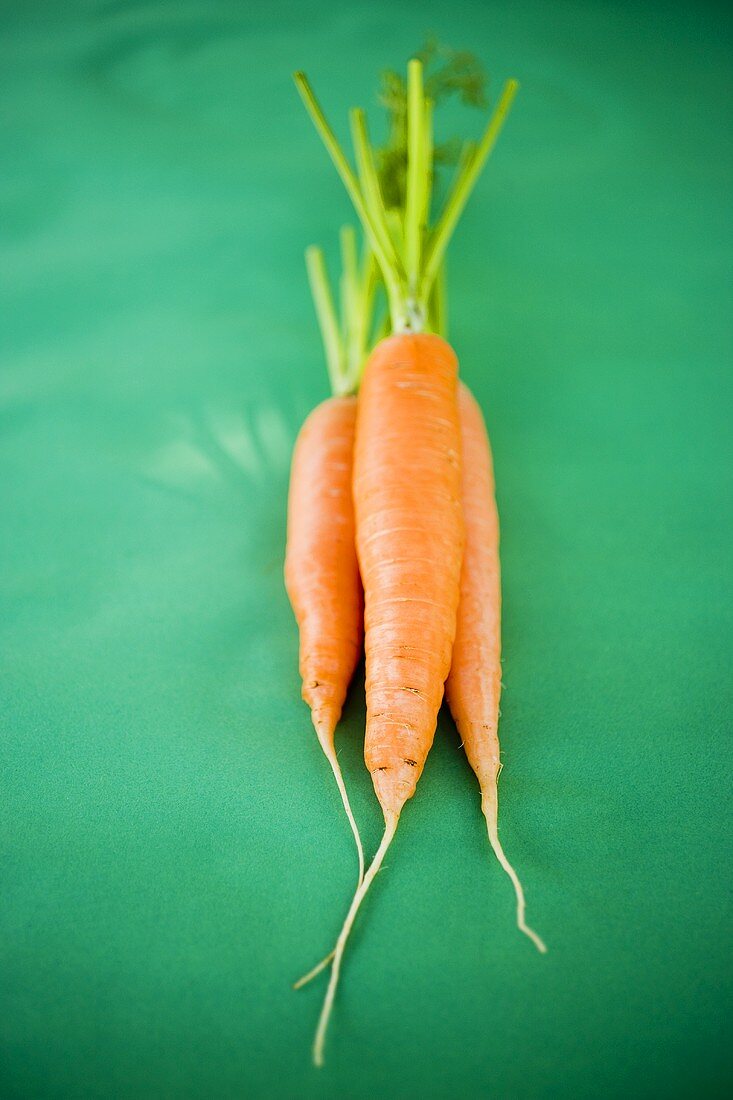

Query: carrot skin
<box><xmin>446</xmin><ymin>382</ymin><xmax>546</xmax><ymax>952</ymax></box>
<box><xmin>354</xmin><ymin>333</ymin><xmax>464</xmax><ymax>818</ymax></box>
<box><xmin>445</xmin><ymin>383</ymin><xmax>501</xmax><ymax>786</ymax></box>
<box><xmin>285</xmin><ymin>396</ymin><xmax>363</xmax><ymax>738</ymax></box>
<box><xmin>285</xmin><ymin>396</ymin><xmax>365</xmax><ymax>882</ymax></box>
<box><xmin>296</xmin><ymin>380</ymin><xmax>544</xmax><ymax>1013</ymax></box>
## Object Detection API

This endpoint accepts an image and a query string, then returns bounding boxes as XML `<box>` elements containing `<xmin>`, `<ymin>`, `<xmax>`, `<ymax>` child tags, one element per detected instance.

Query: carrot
<box><xmin>293</xmin><ymin>381</ymin><xmax>545</xmax><ymax>993</ymax></box>
<box><xmin>308</xmin><ymin>330</ymin><xmax>463</xmax><ymax>1064</ymax></box>
<box><xmin>284</xmin><ymin>230</ymin><xmax>377</xmax><ymax>886</ymax></box>
<box><xmin>358</xmin><ymin>333</ymin><xmax>463</xmax><ymax>814</ymax></box>
<box><xmin>295</xmin><ymin>58</ymin><xmax>520</xmax><ymax>1064</ymax></box>
<box><xmin>285</xmin><ymin>396</ymin><xmax>364</xmax><ymax>877</ymax></box>
<box><xmin>378</xmin><ymin>57</ymin><xmax>544</xmax><ymax>950</ymax></box>
<box><xmin>446</xmin><ymin>383</ymin><xmax>546</xmax><ymax>952</ymax></box>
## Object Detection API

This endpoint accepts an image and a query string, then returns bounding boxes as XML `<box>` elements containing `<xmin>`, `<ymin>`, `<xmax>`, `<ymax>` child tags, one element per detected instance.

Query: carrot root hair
<box><xmin>312</xmin><ymin>811</ymin><xmax>399</xmax><ymax>1067</ymax></box>
<box><xmin>293</xmin><ymin>949</ymin><xmax>334</xmax><ymax>991</ymax></box>
<box><xmin>481</xmin><ymin>782</ymin><xmax>547</xmax><ymax>954</ymax></box>
<box><xmin>315</xmin><ymin>722</ymin><xmax>365</xmax><ymax>888</ymax></box>
<box><xmin>324</xmin><ymin>753</ymin><xmax>365</xmax><ymax>888</ymax></box>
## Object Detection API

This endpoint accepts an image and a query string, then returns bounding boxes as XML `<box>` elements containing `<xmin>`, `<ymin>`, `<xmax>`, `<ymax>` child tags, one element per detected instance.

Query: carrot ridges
<box><xmin>482</xmin><ymin>784</ymin><xmax>547</xmax><ymax>953</ymax></box>
<box><xmin>284</xmin><ymin>395</ymin><xmax>365</xmax><ymax>883</ymax></box>
<box><xmin>446</xmin><ymin>383</ymin><xmax>546</xmax><ymax>952</ymax></box>
<box><xmin>355</xmin><ymin>333</ymin><xmax>464</xmax><ymax>819</ymax></box>
<box><xmin>312</xmin><ymin>811</ymin><xmax>399</xmax><ymax>1067</ymax></box>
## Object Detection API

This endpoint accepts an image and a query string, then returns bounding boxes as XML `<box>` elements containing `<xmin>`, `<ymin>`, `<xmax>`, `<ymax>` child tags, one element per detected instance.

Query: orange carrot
<box><xmin>284</xmin><ymin>221</ymin><xmax>378</xmax><ymax>887</ymax></box>
<box><xmin>358</xmin><ymin>334</ymin><xmax>463</xmax><ymax>815</ymax></box>
<box><xmin>446</xmin><ymin>383</ymin><xmax>546</xmax><ymax>952</ymax></box>
<box><xmin>310</xmin><ymin>332</ymin><xmax>464</xmax><ymax>1063</ymax></box>
<box><xmin>284</xmin><ymin>400</ymin><xmax>364</xmax><ymax>884</ymax></box>
<box><xmin>294</xmin><ymin>382</ymin><xmax>545</xmax><ymax>996</ymax></box>
<box><xmin>294</xmin><ymin>58</ymin><xmax>520</xmax><ymax>1065</ymax></box>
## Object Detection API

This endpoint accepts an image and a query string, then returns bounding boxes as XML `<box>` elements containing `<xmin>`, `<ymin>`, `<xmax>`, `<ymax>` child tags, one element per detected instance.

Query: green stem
<box><xmin>294</xmin><ymin>72</ymin><xmax>403</xmax><ymax>325</ymax></box>
<box><xmin>296</xmin><ymin>63</ymin><xmax>518</xmax><ymax>343</ymax></box>
<box><xmin>348</xmin><ymin>245</ymin><xmax>377</xmax><ymax>390</ymax></box>
<box><xmin>385</xmin><ymin>207</ymin><xmax>404</xmax><ymax>256</ymax></box>
<box><xmin>339</xmin><ymin>225</ymin><xmax>359</xmax><ymax>341</ymax></box>
<box><xmin>349</xmin><ymin>108</ymin><xmax>405</xmax><ymax>323</ymax></box>
<box><xmin>423</xmin><ymin>97</ymin><xmax>434</xmax><ymax>230</ymax></box>
<box><xmin>339</xmin><ymin>225</ymin><xmax>359</xmax><ymax>390</ymax></box>
<box><xmin>343</xmin><ymin>228</ymin><xmax>371</xmax><ymax>392</ymax></box>
<box><xmin>422</xmin><ymin>79</ymin><xmax>519</xmax><ymax>299</ymax></box>
<box><xmin>430</xmin><ymin>258</ymin><xmax>447</xmax><ymax>339</ymax></box>
<box><xmin>404</xmin><ymin>58</ymin><xmax>426</xmax><ymax>294</ymax></box>
<box><xmin>305</xmin><ymin>246</ymin><xmax>346</xmax><ymax>395</ymax></box>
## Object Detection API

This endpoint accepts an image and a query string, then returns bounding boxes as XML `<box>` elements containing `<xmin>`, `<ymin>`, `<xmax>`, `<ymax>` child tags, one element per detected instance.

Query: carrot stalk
<box><xmin>294</xmin><ymin>72</ymin><xmax>403</xmax><ymax>318</ymax></box>
<box><xmin>296</xmin><ymin>65</ymin><xmax>516</xmax><ymax>331</ymax></box>
<box><xmin>404</xmin><ymin>58</ymin><xmax>425</xmax><ymax>293</ymax></box>
<box><xmin>339</xmin><ymin>225</ymin><xmax>359</xmax><ymax>335</ymax></box>
<box><xmin>349</xmin><ymin>109</ymin><xmax>399</xmax><ymax>290</ymax></box>
<box><xmin>293</xmin><ymin>56</ymin><xmax>529</xmax><ymax>1064</ymax></box>
<box><xmin>429</xmin><ymin>256</ymin><xmax>447</xmax><ymax>338</ymax></box>
<box><xmin>339</xmin><ymin>226</ymin><xmax>376</xmax><ymax>394</ymax></box>
<box><xmin>305</xmin><ymin>247</ymin><xmax>344</xmax><ymax>396</ymax></box>
<box><xmin>422</xmin><ymin>79</ymin><xmax>519</xmax><ymax>296</ymax></box>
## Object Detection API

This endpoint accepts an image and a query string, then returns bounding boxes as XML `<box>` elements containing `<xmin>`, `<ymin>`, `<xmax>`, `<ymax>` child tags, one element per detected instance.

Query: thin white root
<box><xmin>312</xmin><ymin>812</ymin><xmax>399</xmax><ymax>1067</ymax></box>
<box><xmin>292</xmin><ymin>949</ymin><xmax>334</xmax><ymax>990</ymax></box>
<box><xmin>482</xmin><ymin>785</ymin><xmax>547</xmax><ymax>954</ymax></box>
<box><xmin>321</xmin><ymin>743</ymin><xmax>365</xmax><ymax>889</ymax></box>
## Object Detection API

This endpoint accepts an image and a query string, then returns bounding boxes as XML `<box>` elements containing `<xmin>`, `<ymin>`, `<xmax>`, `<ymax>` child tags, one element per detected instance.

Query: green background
<box><xmin>2</xmin><ymin>1</ymin><xmax>731</xmax><ymax>1096</ymax></box>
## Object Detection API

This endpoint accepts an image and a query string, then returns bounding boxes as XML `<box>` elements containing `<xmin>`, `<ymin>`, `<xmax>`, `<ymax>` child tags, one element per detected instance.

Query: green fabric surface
<box><xmin>2</xmin><ymin>1</ymin><xmax>731</xmax><ymax>1096</ymax></box>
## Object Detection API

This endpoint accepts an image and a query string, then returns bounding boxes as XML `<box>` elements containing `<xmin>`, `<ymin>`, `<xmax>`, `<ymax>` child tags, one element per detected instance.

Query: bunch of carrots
<box><xmin>284</xmin><ymin>45</ymin><xmax>545</xmax><ymax>1066</ymax></box>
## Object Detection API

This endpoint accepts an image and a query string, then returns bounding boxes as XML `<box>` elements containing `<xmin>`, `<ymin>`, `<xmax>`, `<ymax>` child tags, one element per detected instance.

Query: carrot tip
<box><xmin>314</xmin><ymin>719</ymin><xmax>366</xmax><ymax>889</ymax></box>
<box><xmin>311</xmin><ymin>814</ymin><xmax>399</xmax><ymax>1066</ymax></box>
<box><xmin>293</xmin><ymin>949</ymin><xmax>335</xmax><ymax>990</ymax></box>
<box><xmin>371</xmin><ymin>763</ymin><xmax>416</xmax><ymax>819</ymax></box>
<box><xmin>481</xmin><ymin>791</ymin><xmax>547</xmax><ymax>954</ymax></box>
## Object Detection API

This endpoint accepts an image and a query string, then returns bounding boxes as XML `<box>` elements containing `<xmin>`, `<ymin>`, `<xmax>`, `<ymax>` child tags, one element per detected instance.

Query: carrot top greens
<box><xmin>305</xmin><ymin>228</ymin><xmax>378</xmax><ymax>397</ymax></box>
<box><xmin>377</xmin><ymin>38</ymin><xmax>487</xmax><ymax>211</ymax></box>
<box><xmin>295</xmin><ymin>56</ymin><xmax>518</xmax><ymax>336</ymax></box>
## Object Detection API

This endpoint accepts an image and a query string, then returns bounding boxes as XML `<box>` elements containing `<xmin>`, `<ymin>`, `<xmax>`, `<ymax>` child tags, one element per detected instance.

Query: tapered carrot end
<box><xmin>311</xmin><ymin>712</ymin><xmax>337</xmax><ymax>754</ymax></box>
<box><xmin>371</xmin><ymin>761</ymin><xmax>418</xmax><ymax>819</ymax></box>
<box><xmin>313</xmin><ymin>714</ymin><xmax>366</xmax><ymax>888</ymax></box>
<box><xmin>311</xmin><ymin>813</ymin><xmax>399</xmax><ymax>1067</ymax></box>
<box><xmin>480</xmin><ymin>785</ymin><xmax>547</xmax><ymax>954</ymax></box>
<box><xmin>293</xmin><ymin>949</ymin><xmax>334</xmax><ymax>990</ymax></box>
